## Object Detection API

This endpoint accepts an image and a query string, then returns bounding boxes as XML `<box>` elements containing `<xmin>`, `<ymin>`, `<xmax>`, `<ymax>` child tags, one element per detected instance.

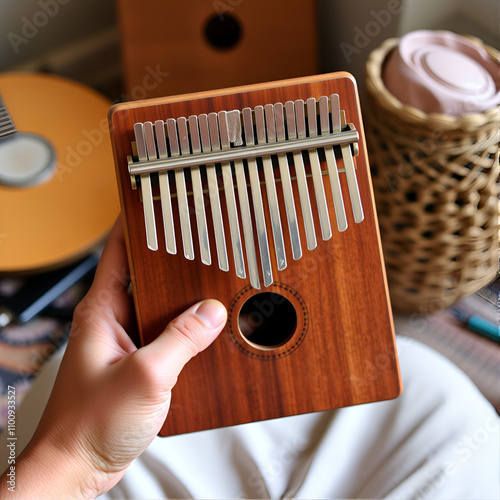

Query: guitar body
<box><xmin>109</xmin><ymin>73</ymin><xmax>401</xmax><ymax>437</ymax></box>
<box><xmin>0</xmin><ymin>72</ymin><xmax>119</xmax><ymax>273</ymax></box>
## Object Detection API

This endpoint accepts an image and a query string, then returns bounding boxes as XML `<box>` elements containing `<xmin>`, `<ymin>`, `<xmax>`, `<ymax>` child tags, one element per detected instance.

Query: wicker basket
<box><xmin>364</xmin><ymin>36</ymin><xmax>499</xmax><ymax>313</ymax></box>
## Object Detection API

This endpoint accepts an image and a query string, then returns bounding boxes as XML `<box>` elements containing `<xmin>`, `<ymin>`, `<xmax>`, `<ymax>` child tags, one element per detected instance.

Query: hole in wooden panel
<box><xmin>238</xmin><ymin>292</ymin><xmax>297</xmax><ymax>350</ymax></box>
<box><xmin>204</xmin><ymin>13</ymin><xmax>242</xmax><ymax>50</ymax></box>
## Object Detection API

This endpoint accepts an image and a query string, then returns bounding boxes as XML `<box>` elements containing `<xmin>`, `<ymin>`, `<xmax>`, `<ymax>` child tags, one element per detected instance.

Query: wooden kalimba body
<box><xmin>109</xmin><ymin>73</ymin><xmax>401</xmax><ymax>437</ymax></box>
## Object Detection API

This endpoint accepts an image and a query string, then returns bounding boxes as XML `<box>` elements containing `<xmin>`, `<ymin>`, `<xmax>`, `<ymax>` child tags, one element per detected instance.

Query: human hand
<box><xmin>0</xmin><ymin>217</ymin><xmax>227</xmax><ymax>499</ymax></box>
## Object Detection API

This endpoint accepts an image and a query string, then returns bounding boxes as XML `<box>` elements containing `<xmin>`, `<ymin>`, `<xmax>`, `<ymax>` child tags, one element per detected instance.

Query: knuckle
<box><xmin>124</xmin><ymin>350</ymin><xmax>176</xmax><ymax>401</ymax></box>
<box><xmin>127</xmin><ymin>350</ymin><xmax>159</xmax><ymax>386</ymax></box>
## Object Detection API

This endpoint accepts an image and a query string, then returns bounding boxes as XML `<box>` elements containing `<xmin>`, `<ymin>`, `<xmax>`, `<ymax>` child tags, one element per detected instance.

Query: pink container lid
<box><xmin>382</xmin><ymin>30</ymin><xmax>500</xmax><ymax>116</ymax></box>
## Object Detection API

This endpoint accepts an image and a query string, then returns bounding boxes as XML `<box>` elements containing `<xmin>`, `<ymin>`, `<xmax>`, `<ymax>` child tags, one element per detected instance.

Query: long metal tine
<box><xmin>212</xmin><ymin>112</ymin><xmax>245</xmax><ymax>279</ymax></box>
<box><xmin>228</xmin><ymin>110</ymin><xmax>260</xmax><ymax>289</ymax></box>
<box><xmin>337</xmin><ymin>101</ymin><xmax>364</xmax><ymax>223</ymax></box>
<box><xmin>242</xmin><ymin>107</ymin><xmax>273</xmax><ymax>287</ymax></box>
<box><xmin>173</xmin><ymin>117</ymin><xmax>195</xmax><ymax>260</ymax></box>
<box><xmin>188</xmin><ymin>115</ymin><xmax>211</xmax><ymax>265</ymax></box>
<box><xmin>321</xmin><ymin>95</ymin><xmax>347</xmax><ymax>232</ymax></box>
<box><xmin>134</xmin><ymin>122</ymin><xmax>158</xmax><ymax>250</ymax></box>
<box><xmin>273</xmin><ymin>103</ymin><xmax>302</xmax><ymax>260</ymax></box>
<box><xmin>306</xmin><ymin>97</ymin><xmax>332</xmax><ymax>240</ymax></box>
<box><xmin>286</xmin><ymin>100</ymin><xmax>317</xmax><ymax>250</ymax></box>
<box><xmin>257</xmin><ymin>105</ymin><xmax>286</xmax><ymax>271</ymax></box>
<box><xmin>342</xmin><ymin>143</ymin><xmax>364</xmax><ymax>223</ymax></box>
<box><xmin>154</xmin><ymin>120</ymin><xmax>177</xmax><ymax>252</ymax></box>
<box><xmin>199</xmin><ymin>113</ymin><xmax>229</xmax><ymax>272</ymax></box>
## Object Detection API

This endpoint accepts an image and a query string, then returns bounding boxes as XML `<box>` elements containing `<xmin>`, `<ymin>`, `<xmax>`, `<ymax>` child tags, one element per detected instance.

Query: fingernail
<box><xmin>195</xmin><ymin>300</ymin><xmax>227</xmax><ymax>329</ymax></box>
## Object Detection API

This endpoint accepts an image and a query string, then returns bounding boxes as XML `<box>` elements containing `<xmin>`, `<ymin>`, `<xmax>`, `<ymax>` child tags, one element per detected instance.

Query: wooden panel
<box><xmin>109</xmin><ymin>72</ymin><xmax>402</xmax><ymax>437</ymax></box>
<box><xmin>116</xmin><ymin>0</ymin><xmax>319</xmax><ymax>97</ymax></box>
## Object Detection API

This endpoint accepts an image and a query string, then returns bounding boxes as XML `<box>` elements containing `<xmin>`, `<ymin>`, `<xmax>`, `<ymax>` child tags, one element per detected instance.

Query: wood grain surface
<box><xmin>116</xmin><ymin>0</ymin><xmax>318</xmax><ymax>97</ymax></box>
<box><xmin>109</xmin><ymin>73</ymin><xmax>401</xmax><ymax>437</ymax></box>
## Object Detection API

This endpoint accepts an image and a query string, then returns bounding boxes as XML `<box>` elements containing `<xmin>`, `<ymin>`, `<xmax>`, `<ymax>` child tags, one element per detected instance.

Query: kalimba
<box><xmin>109</xmin><ymin>72</ymin><xmax>401</xmax><ymax>437</ymax></box>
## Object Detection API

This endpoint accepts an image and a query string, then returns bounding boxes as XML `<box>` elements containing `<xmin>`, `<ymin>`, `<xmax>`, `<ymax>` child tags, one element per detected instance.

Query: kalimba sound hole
<box><xmin>204</xmin><ymin>13</ymin><xmax>242</xmax><ymax>50</ymax></box>
<box><xmin>238</xmin><ymin>292</ymin><xmax>297</xmax><ymax>350</ymax></box>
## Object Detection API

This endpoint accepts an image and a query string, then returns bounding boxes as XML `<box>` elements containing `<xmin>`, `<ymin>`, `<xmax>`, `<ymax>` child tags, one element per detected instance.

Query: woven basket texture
<box><xmin>364</xmin><ymin>37</ymin><xmax>499</xmax><ymax>313</ymax></box>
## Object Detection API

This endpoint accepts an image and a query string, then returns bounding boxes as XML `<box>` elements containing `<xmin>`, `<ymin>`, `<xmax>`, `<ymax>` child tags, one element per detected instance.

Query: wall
<box><xmin>399</xmin><ymin>0</ymin><xmax>499</xmax><ymax>49</ymax></box>
<box><xmin>316</xmin><ymin>0</ymin><xmax>499</xmax><ymax>95</ymax></box>
<box><xmin>0</xmin><ymin>0</ymin><xmax>116</xmax><ymax>71</ymax></box>
<box><xmin>317</xmin><ymin>0</ymin><xmax>402</xmax><ymax>92</ymax></box>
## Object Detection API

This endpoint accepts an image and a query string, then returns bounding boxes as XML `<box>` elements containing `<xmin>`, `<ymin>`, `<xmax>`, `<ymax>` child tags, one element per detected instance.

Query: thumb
<box><xmin>138</xmin><ymin>299</ymin><xmax>227</xmax><ymax>390</ymax></box>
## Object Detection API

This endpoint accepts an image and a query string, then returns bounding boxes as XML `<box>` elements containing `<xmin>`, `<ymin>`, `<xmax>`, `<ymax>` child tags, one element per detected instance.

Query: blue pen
<box><xmin>452</xmin><ymin>308</ymin><xmax>500</xmax><ymax>344</ymax></box>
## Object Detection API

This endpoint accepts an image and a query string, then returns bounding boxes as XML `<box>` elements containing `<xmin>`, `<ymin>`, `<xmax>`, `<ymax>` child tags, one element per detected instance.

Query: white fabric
<box><xmin>1</xmin><ymin>337</ymin><xmax>498</xmax><ymax>499</ymax></box>
<box><xmin>104</xmin><ymin>337</ymin><xmax>499</xmax><ymax>499</ymax></box>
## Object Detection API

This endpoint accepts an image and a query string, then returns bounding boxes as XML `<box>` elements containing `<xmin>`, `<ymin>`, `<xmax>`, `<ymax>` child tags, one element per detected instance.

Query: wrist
<box><xmin>0</xmin><ymin>431</ymin><xmax>107</xmax><ymax>499</ymax></box>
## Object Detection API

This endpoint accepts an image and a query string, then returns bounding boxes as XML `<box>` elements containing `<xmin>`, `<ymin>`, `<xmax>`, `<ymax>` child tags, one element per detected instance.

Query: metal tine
<box><xmin>306</xmin><ymin>97</ymin><xmax>332</xmax><ymax>241</ymax></box>
<box><xmin>154</xmin><ymin>120</ymin><xmax>177</xmax><ymax>253</ymax></box>
<box><xmin>134</xmin><ymin>122</ymin><xmax>158</xmax><ymax>251</ymax></box>
<box><xmin>273</xmin><ymin>103</ymin><xmax>302</xmax><ymax>260</ymax></box>
<box><xmin>286</xmin><ymin>100</ymin><xmax>317</xmax><ymax>251</ymax></box>
<box><xmin>212</xmin><ymin>112</ymin><xmax>245</xmax><ymax>279</ymax></box>
<box><xmin>336</xmin><ymin>99</ymin><xmax>364</xmax><ymax>223</ymax></box>
<box><xmin>199</xmin><ymin>113</ymin><xmax>229</xmax><ymax>272</ymax></box>
<box><xmin>320</xmin><ymin>96</ymin><xmax>347</xmax><ymax>232</ymax></box>
<box><xmin>229</xmin><ymin>112</ymin><xmax>260</xmax><ymax>290</ymax></box>
<box><xmin>257</xmin><ymin>105</ymin><xmax>286</xmax><ymax>271</ymax></box>
<box><xmin>242</xmin><ymin>107</ymin><xmax>273</xmax><ymax>287</ymax></box>
<box><xmin>341</xmin><ymin>142</ymin><xmax>364</xmax><ymax>222</ymax></box>
<box><xmin>188</xmin><ymin>115</ymin><xmax>211</xmax><ymax>265</ymax></box>
<box><xmin>173</xmin><ymin>117</ymin><xmax>195</xmax><ymax>260</ymax></box>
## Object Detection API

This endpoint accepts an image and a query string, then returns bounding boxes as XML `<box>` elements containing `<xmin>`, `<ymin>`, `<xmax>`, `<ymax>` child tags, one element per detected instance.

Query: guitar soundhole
<box><xmin>238</xmin><ymin>292</ymin><xmax>297</xmax><ymax>350</ymax></box>
<box><xmin>0</xmin><ymin>132</ymin><xmax>56</xmax><ymax>187</ymax></box>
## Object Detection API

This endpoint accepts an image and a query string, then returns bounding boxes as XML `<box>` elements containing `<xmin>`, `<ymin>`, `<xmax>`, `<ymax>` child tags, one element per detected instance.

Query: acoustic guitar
<box><xmin>0</xmin><ymin>72</ymin><xmax>119</xmax><ymax>274</ymax></box>
<box><xmin>109</xmin><ymin>72</ymin><xmax>401</xmax><ymax>437</ymax></box>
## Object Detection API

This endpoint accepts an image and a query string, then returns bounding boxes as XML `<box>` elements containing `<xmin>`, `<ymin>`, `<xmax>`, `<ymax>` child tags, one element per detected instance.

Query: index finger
<box><xmin>87</xmin><ymin>215</ymin><xmax>132</xmax><ymax>325</ymax></box>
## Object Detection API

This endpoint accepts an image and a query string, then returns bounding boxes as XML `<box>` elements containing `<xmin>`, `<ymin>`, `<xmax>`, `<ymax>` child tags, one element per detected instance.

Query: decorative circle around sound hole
<box><xmin>227</xmin><ymin>283</ymin><xmax>308</xmax><ymax>360</ymax></box>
